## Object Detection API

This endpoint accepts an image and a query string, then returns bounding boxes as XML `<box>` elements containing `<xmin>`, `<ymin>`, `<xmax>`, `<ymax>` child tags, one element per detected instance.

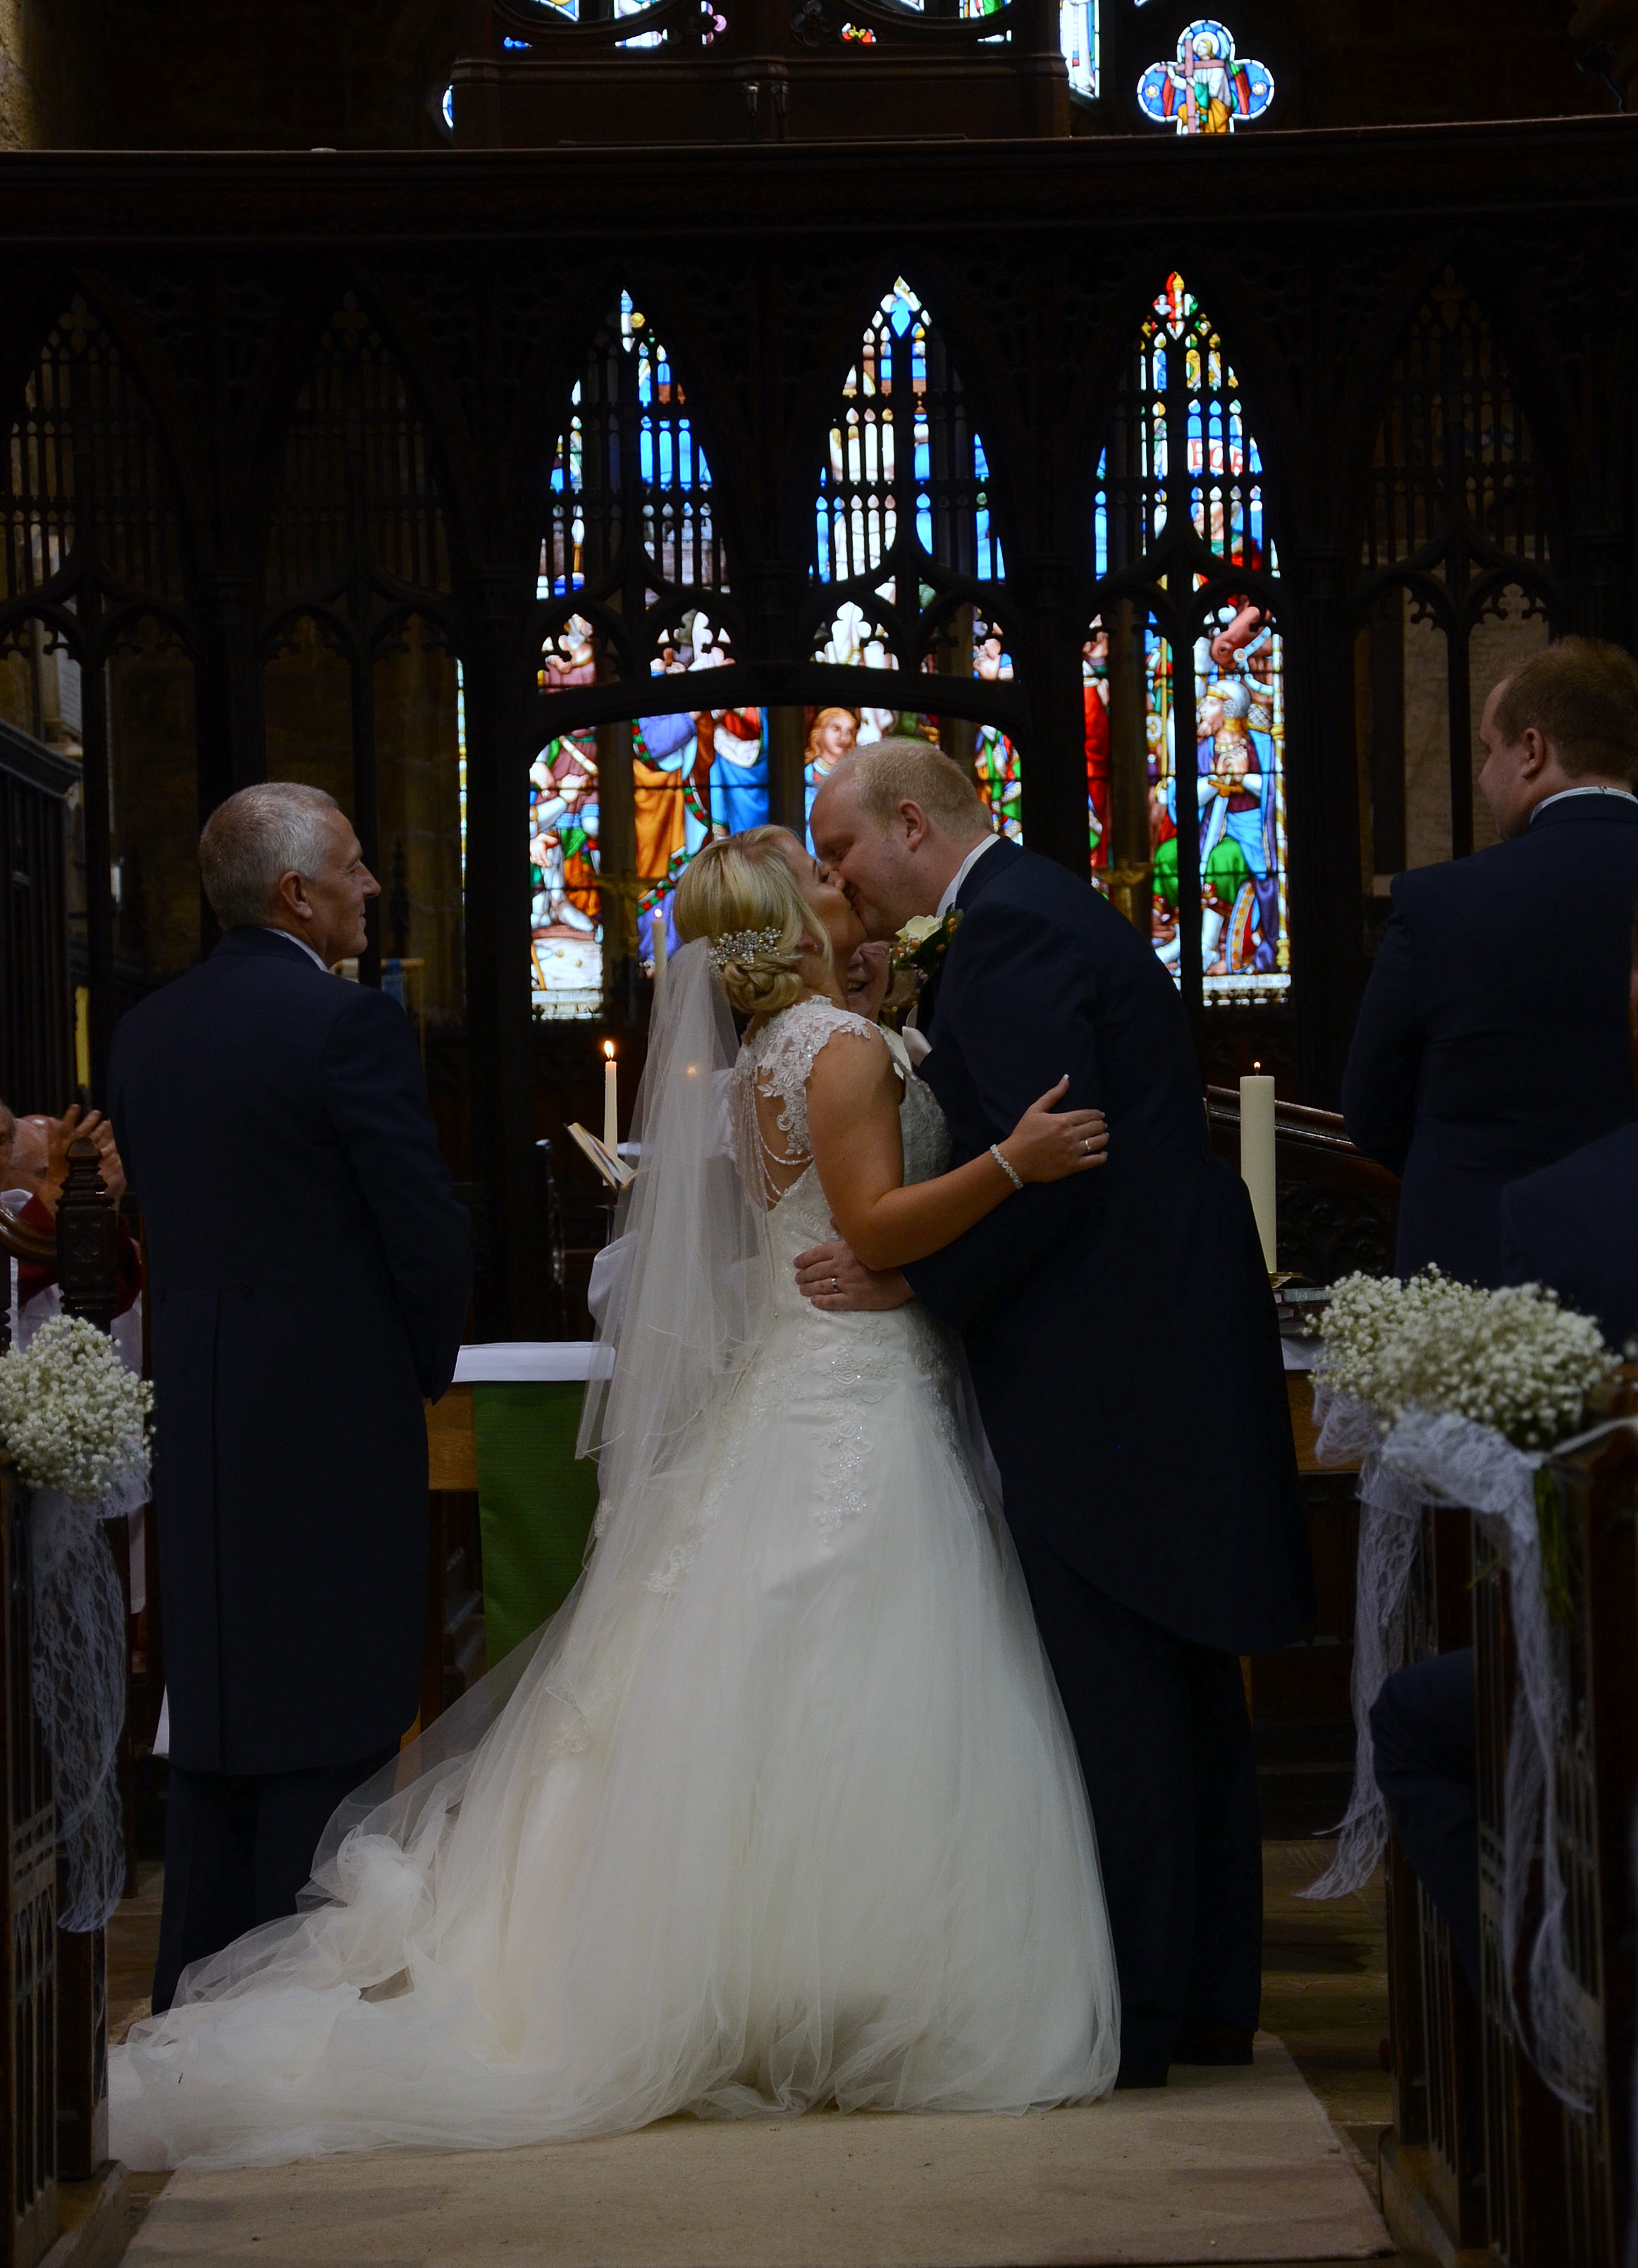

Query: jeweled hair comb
<box><xmin>708</xmin><ymin>926</ymin><xmax>784</xmax><ymax>968</ymax></box>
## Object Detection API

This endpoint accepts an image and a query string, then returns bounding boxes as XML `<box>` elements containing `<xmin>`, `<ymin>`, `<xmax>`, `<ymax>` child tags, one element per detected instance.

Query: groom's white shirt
<box><xmin>937</xmin><ymin>833</ymin><xmax>1001</xmax><ymax>919</ymax></box>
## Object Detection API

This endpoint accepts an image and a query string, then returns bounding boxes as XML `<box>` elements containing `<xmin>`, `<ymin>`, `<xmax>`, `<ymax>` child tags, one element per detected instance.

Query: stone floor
<box><xmin>100</xmin><ymin>1840</ymin><xmax>1405</xmax><ymax>2267</ymax></box>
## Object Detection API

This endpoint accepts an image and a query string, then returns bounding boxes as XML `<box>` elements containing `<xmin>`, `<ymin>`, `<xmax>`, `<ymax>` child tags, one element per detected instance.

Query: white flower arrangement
<box><xmin>1314</xmin><ymin>1266</ymin><xmax>1615</xmax><ymax>1451</ymax></box>
<box><xmin>0</xmin><ymin>1314</ymin><xmax>153</xmax><ymax>1505</ymax></box>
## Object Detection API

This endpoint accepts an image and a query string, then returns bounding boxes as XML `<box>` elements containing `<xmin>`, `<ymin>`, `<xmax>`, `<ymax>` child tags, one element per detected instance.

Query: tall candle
<box><xmin>1240</xmin><ymin>1068</ymin><xmax>1277</xmax><ymax>1273</ymax></box>
<box><xmin>603</xmin><ymin>1040</ymin><xmax>618</xmax><ymax>1157</ymax></box>
<box><xmin>652</xmin><ymin>903</ymin><xmax>667</xmax><ymax>994</ymax></box>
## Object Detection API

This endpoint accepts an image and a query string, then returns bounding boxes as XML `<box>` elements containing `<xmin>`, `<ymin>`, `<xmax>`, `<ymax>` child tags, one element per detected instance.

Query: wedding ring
<box><xmin>831</xmin><ymin>1275</ymin><xmax>839</xmax><ymax>1290</ymax></box>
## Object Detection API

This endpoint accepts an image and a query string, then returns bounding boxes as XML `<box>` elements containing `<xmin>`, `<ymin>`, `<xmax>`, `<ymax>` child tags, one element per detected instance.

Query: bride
<box><xmin>112</xmin><ymin>824</ymin><xmax>1121</xmax><ymax>2169</ymax></box>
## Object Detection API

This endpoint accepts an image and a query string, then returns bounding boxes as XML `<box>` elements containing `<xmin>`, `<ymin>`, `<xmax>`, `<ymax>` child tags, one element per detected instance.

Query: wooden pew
<box><xmin>0</xmin><ymin>1138</ymin><xmax>128</xmax><ymax>2266</ymax></box>
<box><xmin>1380</xmin><ymin>1374</ymin><xmax>1638</xmax><ymax>2267</ymax></box>
<box><xmin>0</xmin><ymin>1207</ymin><xmax>58</xmax><ymax>2268</ymax></box>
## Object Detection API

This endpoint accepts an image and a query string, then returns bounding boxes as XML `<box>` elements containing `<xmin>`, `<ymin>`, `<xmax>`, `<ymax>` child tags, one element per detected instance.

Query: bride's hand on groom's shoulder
<box><xmin>794</xmin><ymin>1238</ymin><xmax>914</xmax><ymax>1313</ymax></box>
<box><xmin>997</xmin><ymin>1082</ymin><xmax>1110</xmax><ymax>1187</ymax></box>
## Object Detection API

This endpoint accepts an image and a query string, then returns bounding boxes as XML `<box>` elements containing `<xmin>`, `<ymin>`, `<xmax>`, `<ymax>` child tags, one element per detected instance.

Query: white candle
<box><xmin>603</xmin><ymin>1040</ymin><xmax>618</xmax><ymax>1157</ymax></box>
<box><xmin>1239</xmin><ymin>1068</ymin><xmax>1277</xmax><ymax>1273</ymax></box>
<box><xmin>652</xmin><ymin>903</ymin><xmax>667</xmax><ymax>994</ymax></box>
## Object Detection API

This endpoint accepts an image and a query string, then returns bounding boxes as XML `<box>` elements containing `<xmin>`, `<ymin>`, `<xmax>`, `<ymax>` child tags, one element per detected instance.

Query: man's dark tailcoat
<box><xmin>1500</xmin><ymin>1121</ymin><xmax>1638</xmax><ymax>1348</ymax></box>
<box><xmin>109</xmin><ymin>925</ymin><xmax>470</xmax><ymax>2005</ymax></box>
<box><xmin>902</xmin><ymin>837</ymin><xmax>1309</xmax><ymax>2082</ymax></box>
<box><xmin>1342</xmin><ymin>793</ymin><xmax>1638</xmax><ymax>1286</ymax></box>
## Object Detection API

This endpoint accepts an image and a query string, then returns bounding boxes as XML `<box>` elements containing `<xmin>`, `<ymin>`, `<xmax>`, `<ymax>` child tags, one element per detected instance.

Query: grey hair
<box><xmin>198</xmin><ymin>783</ymin><xmax>344</xmax><ymax>928</ymax></box>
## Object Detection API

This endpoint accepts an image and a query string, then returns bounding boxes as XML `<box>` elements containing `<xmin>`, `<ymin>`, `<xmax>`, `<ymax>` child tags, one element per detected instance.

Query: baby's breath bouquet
<box><xmin>0</xmin><ymin>1312</ymin><xmax>152</xmax><ymax>1506</ymax></box>
<box><xmin>1315</xmin><ymin>1266</ymin><xmax>1615</xmax><ymax>1450</ymax></box>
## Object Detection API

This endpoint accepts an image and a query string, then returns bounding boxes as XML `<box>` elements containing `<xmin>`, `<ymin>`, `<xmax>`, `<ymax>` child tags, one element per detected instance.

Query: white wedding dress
<box><xmin>112</xmin><ymin>978</ymin><xmax>1119</xmax><ymax>2170</ymax></box>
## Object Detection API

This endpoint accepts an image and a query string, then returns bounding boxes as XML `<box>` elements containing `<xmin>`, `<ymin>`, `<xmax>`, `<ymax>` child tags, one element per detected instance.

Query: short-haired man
<box><xmin>1343</xmin><ymin>636</ymin><xmax>1638</xmax><ymax>1284</ymax></box>
<box><xmin>109</xmin><ymin>783</ymin><xmax>471</xmax><ymax>2011</ymax></box>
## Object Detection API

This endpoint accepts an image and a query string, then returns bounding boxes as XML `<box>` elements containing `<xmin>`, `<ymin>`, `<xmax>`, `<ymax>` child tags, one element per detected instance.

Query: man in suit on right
<box><xmin>1343</xmin><ymin>636</ymin><xmax>1638</xmax><ymax>1285</ymax></box>
<box><xmin>1498</xmin><ymin>893</ymin><xmax>1638</xmax><ymax>1343</ymax></box>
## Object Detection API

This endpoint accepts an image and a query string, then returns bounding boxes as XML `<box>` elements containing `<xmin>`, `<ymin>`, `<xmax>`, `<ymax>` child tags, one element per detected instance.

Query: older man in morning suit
<box><xmin>109</xmin><ymin>784</ymin><xmax>471</xmax><ymax>2013</ymax></box>
<box><xmin>1343</xmin><ymin>635</ymin><xmax>1638</xmax><ymax>1286</ymax></box>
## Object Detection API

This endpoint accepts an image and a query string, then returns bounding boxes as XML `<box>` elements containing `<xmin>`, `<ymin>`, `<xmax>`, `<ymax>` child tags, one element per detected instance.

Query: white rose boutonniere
<box><xmin>889</xmin><ymin>907</ymin><xmax>963</xmax><ymax>987</ymax></box>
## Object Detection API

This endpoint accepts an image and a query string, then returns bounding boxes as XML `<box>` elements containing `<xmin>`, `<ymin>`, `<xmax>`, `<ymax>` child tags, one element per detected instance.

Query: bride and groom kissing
<box><xmin>113</xmin><ymin>739</ymin><xmax>1309</xmax><ymax>2168</ymax></box>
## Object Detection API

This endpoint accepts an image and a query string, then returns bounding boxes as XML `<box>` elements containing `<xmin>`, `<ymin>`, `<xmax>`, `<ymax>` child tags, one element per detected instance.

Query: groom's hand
<box><xmin>794</xmin><ymin>1238</ymin><xmax>913</xmax><ymax>1313</ymax></box>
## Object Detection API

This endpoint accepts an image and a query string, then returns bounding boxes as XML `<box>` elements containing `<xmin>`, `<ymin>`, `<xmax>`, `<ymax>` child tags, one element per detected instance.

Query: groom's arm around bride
<box><xmin>811</xmin><ymin>743</ymin><xmax>1310</xmax><ymax>2088</ymax></box>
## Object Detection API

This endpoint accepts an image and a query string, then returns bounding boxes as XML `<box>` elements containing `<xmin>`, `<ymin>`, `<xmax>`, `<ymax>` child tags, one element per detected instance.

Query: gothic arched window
<box><xmin>535</xmin><ymin>292</ymin><xmax>753</xmax><ymax>1017</ymax></box>
<box><xmin>1089</xmin><ymin>272</ymin><xmax>1288</xmax><ymax>1008</ymax></box>
<box><xmin>0</xmin><ymin>293</ymin><xmax>199</xmax><ymax>1078</ymax></box>
<box><xmin>811</xmin><ymin>277</ymin><xmax>1018</xmax><ymax>842</ymax></box>
<box><xmin>1357</xmin><ymin>269</ymin><xmax>1558</xmax><ymax>894</ymax></box>
<box><xmin>264</xmin><ymin>292</ymin><xmax>462</xmax><ymax>1018</ymax></box>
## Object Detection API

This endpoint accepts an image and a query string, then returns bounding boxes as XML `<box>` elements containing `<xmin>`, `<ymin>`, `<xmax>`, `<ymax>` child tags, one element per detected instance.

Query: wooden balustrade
<box><xmin>1381</xmin><ymin>1375</ymin><xmax>1638</xmax><ymax>2267</ymax></box>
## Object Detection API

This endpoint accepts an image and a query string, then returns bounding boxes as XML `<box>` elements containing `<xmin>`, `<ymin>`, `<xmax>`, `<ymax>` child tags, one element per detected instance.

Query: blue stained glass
<box><xmin>1090</xmin><ymin>272</ymin><xmax>1288</xmax><ymax>1005</ymax></box>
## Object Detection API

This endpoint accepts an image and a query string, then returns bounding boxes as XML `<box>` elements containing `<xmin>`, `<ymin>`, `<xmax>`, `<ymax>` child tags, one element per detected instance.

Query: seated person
<box><xmin>1</xmin><ymin>1102</ymin><xmax>142</xmax><ymax>1340</ymax></box>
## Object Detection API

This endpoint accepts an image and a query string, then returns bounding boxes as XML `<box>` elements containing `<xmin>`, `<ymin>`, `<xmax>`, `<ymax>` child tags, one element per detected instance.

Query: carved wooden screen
<box><xmin>809</xmin><ymin>276</ymin><xmax>1019</xmax><ymax>842</ymax></box>
<box><xmin>264</xmin><ymin>292</ymin><xmax>463</xmax><ymax>1012</ymax></box>
<box><xmin>1357</xmin><ymin>269</ymin><xmax>1559</xmax><ymax>887</ymax></box>
<box><xmin>0</xmin><ymin>295</ymin><xmax>198</xmax><ymax>1087</ymax></box>
<box><xmin>534</xmin><ymin>291</ymin><xmax>741</xmax><ymax>1014</ymax></box>
<box><xmin>1089</xmin><ymin>271</ymin><xmax>1287</xmax><ymax>1012</ymax></box>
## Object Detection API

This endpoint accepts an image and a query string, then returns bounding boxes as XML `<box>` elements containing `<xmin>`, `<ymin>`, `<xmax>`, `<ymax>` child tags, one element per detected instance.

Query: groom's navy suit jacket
<box><xmin>109</xmin><ymin>927</ymin><xmax>472</xmax><ymax>1777</ymax></box>
<box><xmin>904</xmin><ymin>838</ymin><xmax>1310</xmax><ymax>1658</ymax></box>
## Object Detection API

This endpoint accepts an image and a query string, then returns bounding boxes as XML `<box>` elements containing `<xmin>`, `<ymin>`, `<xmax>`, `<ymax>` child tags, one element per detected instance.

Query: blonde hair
<box><xmin>674</xmin><ymin>826</ymin><xmax>832</xmax><ymax>1016</ymax></box>
<box><xmin>830</xmin><ymin>737</ymin><xmax>988</xmax><ymax>838</ymax></box>
<box><xmin>803</xmin><ymin>705</ymin><xmax>858</xmax><ymax>764</ymax></box>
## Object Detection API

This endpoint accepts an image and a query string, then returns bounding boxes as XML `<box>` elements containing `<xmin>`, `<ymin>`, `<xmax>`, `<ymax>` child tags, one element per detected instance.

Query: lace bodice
<box><xmin>731</xmin><ymin>996</ymin><xmax>950</xmax><ymax>1214</ymax></box>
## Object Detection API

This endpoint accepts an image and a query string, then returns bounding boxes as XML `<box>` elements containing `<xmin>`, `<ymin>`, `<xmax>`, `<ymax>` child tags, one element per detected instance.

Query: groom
<box><xmin>808</xmin><ymin>740</ymin><xmax>1310</xmax><ymax>2087</ymax></box>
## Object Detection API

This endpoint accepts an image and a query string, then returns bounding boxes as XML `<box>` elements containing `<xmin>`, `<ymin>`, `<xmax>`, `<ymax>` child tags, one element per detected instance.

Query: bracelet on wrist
<box><xmin>989</xmin><ymin>1142</ymin><xmax>1024</xmax><ymax>1193</ymax></box>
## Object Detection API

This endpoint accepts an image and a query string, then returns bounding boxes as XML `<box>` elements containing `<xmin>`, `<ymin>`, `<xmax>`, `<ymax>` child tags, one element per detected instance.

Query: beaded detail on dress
<box><xmin>655</xmin><ymin>994</ymin><xmax>963</xmax><ymax>1566</ymax></box>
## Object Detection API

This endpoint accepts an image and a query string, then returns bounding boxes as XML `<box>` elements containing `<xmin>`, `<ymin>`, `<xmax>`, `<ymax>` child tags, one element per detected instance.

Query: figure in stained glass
<box><xmin>1138</xmin><ymin>22</ymin><xmax>1272</xmax><ymax>135</ymax></box>
<box><xmin>1083</xmin><ymin>627</ymin><xmax>1111</xmax><ymax>867</ymax></box>
<box><xmin>531</xmin><ymin>732</ymin><xmax>603</xmax><ymax>1017</ymax></box>
<box><xmin>1093</xmin><ymin>271</ymin><xmax>1288</xmax><ymax>1003</ymax></box>
<box><xmin>805</xmin><ymin>706</ymin><xmax>860</xmax><ymax>825</ymax></box>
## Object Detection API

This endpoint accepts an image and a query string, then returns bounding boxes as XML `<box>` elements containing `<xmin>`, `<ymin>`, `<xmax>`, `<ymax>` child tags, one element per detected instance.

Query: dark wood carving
<box><xmin>1381</xmin><ymin>1379</ymin><xmax>1638</xmax><ymax>2264</ymax></box>
<box><xmin>0</xmin><ymin>122</ymin><xmax>1625</xmax><ymax>1327</ymax></box>
<box><xmin>1204</xmin><ymin>1085</ymin><xmax>1399</xmax><ymax>1282</ymax></box>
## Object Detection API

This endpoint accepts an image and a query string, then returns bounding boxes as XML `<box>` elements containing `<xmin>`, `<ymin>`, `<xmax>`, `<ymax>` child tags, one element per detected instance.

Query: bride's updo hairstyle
<box><xmin>674</xmin><ymin>827</ymin><xmax>830</xmax><ymax>1016</ymax></box>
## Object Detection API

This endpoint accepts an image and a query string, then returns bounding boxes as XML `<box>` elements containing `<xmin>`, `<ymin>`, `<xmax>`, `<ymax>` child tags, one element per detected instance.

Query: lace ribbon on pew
<box><xmin>30</xmin><ymin>1470</ymin><xmax>147</xmax><ymax>1932</ymax></box>
<box><xmin>1304</xmin><ymin>1386</ymin><xmax>1629</xmax><ymax>2112</ymax></box>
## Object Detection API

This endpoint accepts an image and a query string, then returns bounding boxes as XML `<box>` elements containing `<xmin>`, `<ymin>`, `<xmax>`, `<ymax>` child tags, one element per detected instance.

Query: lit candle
<box><xmin>1239</xmin><ymin>1065</ymin><xmax>1277</xmax><ymax>1273</ymax></box>
<box><xmin>603</xmin><ymin>1040</ymin><xmax>618</xmax><ymax>1157</ymax></box>
<box><xmin>652</xmin><ymin>902</ymin><xmax>667</xmax><ymax>995</ymax></box>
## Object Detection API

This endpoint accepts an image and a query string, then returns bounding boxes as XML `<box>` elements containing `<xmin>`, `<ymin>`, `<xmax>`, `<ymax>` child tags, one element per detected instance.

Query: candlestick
<box><xmin>603</xmin><ymin>1040</ymin><xmax>618</xmax><ymax>1157</ymax></box>
<box><xmin>652</xmin><ymin>902</ymin><xmax>667</xmax><ymax>995</ymax></box>
<box><xmin>1239</xmin><ymin>1067</ymin><xmax>1277</xmax><ymax>1273</ymax></box>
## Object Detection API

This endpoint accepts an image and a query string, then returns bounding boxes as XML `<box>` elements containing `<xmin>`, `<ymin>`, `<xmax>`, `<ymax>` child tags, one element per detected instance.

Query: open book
<box><xmin>566</xmin><ymin>1121</ymin><xmax>636</xmax><ymax>1190</ymax></box>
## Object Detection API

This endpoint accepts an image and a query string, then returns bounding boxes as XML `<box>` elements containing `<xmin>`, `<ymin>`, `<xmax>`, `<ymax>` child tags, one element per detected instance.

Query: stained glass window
<box><xmin>1138</xmin><ymin>20</ymin><xmax>1271</xmax><ymax>133</ymax></box>
<box><xmin>1092</xmin><ymin>273</ymin><xmax>1288</xmax><ymax>1005</ymax></box>
<box><xmin>813</xmin><ymin>280</ymin><xmax>1012</xmax><ymax>836</ymax></box>
<box><xmin>533</xmin><ymin>295</ymin><xmax>758</xmax><ymax>1014</ymax></box>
